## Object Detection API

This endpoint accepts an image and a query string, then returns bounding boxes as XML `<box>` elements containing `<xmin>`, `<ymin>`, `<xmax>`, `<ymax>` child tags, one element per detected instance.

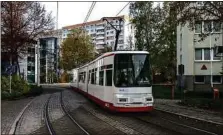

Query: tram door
<box><xmin>86</xmin><ymin>67</ymin><xmax>89</xmax><ymax>94</ymax></box>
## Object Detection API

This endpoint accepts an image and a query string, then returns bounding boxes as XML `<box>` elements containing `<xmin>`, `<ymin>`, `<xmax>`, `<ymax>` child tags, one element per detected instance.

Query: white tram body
<box><xmin>70</xmin><ymin>51</ymin><xmax>154</xmax><ymax>112</ymax></box>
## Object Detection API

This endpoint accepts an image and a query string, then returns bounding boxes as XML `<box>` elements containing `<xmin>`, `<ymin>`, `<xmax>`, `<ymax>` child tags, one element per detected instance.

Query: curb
<box><xmin>8</xmin><ymin>97</ymin><xmax>36</xmax><ymax>135</ymax></box>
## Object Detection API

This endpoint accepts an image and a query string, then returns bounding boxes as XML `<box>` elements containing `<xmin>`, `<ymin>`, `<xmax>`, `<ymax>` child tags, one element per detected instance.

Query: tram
<box><xmin>70</xmin><ymin>51</ymin><xmax>154</xmax><ymax>112</ymax></box>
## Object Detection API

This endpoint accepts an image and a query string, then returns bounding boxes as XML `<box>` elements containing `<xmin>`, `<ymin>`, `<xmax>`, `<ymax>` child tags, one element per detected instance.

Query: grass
<box><xmin>152</xmin><ymin>84</ymin><xmax>223</xmax><ymax>111</ymax></box>
<box><xmin>178</xmin><ymin>98</ymin><xmax>223</xmax><ymax>111</ymax></box>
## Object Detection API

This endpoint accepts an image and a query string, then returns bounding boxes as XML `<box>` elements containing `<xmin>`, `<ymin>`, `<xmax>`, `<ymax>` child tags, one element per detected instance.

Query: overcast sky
<box><xmin>41</xmin><ymin>2</ymin><xmax>129</xmax><ymax>29</ymax></box>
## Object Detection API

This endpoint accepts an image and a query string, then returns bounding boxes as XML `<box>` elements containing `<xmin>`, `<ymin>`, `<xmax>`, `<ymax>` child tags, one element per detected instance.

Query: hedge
<box><xmin>1</xmin><ymin>75</ymin><xmax>43</xmax><ymax>100</ymax></box>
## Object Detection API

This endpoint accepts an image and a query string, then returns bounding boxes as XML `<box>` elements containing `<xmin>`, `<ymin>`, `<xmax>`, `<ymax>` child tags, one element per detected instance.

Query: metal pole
<box><xmin>210</xmin><ymin>32</ymin><xmax>213</xmax><ymax>88</ymax></box>
<box><xmin>37</xmin><ymin>40</ymin><xmax>40</xmax><ymax>86</ymax></box>
<box><xmin>46</xmin><ymin>54</ymin><xmax>48</xmax><ymax>83</ymax></box>
<box><xmin>9</xmin><ymin>56</ymin><xmax>12</xmax><ymax>93</ymax></box>
<box><xmin>56</xmin><ymin>1</ymin><xmax>59</xmax><ymax>83</ymax></box>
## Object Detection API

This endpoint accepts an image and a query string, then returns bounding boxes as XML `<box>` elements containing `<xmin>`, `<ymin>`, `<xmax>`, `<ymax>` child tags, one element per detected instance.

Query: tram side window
<box><xmin>83</xmin><ymin>72</ymin><xmax>86</xmax><ymax>83</ymax></box>
<box><xmin>78</xmin><ymin>73</ymin><xmax>82</xmax><ymax>83</ymax></box>
<box><xmin>94</xmin><ymin>68</ymin><xmax>97</xmax><ymax>84</ymax></box>
<box><xmin>106</xmin><ymin>70</ymin><xmax>112</xmax><ymax>86</ymax></box>
<box><xmin>99</xmin><ymin>71</ymin><xmax>104</xmax><ymax>86</ymax></box>
<box><xmin>91</xmin><ymin>72</ymin><xmax>95</xmax><ymax>84</ymax></box>
<box><xmin>88</xmin><ymin>71</ymin><xmax>91</xmax><ymax>83</ymax></box>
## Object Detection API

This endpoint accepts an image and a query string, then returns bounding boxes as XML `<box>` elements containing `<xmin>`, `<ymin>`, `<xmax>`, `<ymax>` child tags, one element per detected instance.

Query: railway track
<box><xmin>44</xmin><ymin>92</ymin><xmax>90</xmax><ymax>135</ymax></box>
<box><xmin>60</xmin><ymin>91</ymin><xmax>90</xmax><ymax>135</ymax></box>
<box><xmin>44</xmin><ymin>94</ymin><xmax>56</xmax><ymax>135</ymax></box>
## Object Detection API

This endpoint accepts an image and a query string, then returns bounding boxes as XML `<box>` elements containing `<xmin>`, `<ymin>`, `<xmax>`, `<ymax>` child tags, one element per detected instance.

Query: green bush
<box><xmin>28</xmin><ymin>85</ymin><xmax>43</xmax><ymax>96</ymax></box>
<box><xmin>2</xmin><ymin>89</ymin><xmax>23</xmax><ymax>100</ymax></box>
<box><xmin>11</xmin><ymin>75</ymin><xmax>30</xmax><ymax>94</ymax></box>
<box><xmin>1</xmin><ymin>75</ymin><xmax>30</xmax><ymax>100</ymax></box>
<box><xmin>2</xmin><ymin>90</ymin><xmax>11</xmax><ymax>100</ymax></box>
<box><xmin>179</xmin><ymin>98</ymin><xmax>223</xmax><ymax>111</ymax></box>
<box><xmin>1</xmin><ymin>76</ymin><xmax>10</xmax><ymax>92</ymax></box>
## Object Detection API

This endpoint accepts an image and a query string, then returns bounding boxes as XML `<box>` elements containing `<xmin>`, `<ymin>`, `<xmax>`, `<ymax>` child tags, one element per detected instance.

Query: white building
<box><xmin>62</xmin><ymin>15</ymin><xmax>135</xmax><ymax>51</ymax></box>
<box><xmin>177</xmin><ymin>20</ymin><xmax>223</xmax><ymax>91</ymax></box>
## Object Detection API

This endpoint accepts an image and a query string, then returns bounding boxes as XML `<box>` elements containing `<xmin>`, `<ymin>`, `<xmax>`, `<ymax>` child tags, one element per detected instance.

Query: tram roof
<box><xmin>76</xmin><ymin>51</ymin><xmax>149</xmax><ymax>70</ymax></box>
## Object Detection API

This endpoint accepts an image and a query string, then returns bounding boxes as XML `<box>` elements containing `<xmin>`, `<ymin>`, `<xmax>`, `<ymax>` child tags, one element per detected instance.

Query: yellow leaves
<box><xmin>61</xmin><ymin>28</ymin><xmax>95</xmax><ymax>70</ymax></box>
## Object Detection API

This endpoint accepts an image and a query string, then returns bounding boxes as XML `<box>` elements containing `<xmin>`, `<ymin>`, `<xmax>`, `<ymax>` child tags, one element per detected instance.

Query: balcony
<box><xmin>95</xmin><ymin>45</ymin><xmax>105</xmax><ymax>50</ymax></box>
<box><xmin>96</xmin><ymin>40</ymin><xmax>105</xmax><ymax>45</ymax></box>
<box><xmin>96</xmin><ymin>31</ymin><xmax>105</xmax><ymax>35</ymax></box>
<box><xmin>96</xmin><ymin>36</ymin><xmax>105</xmax><ymax>40</ymax></box>
<box><xmin>96</xmin><ymin>26</ymin><xmax>104</xmax><ymax>30</ymax></box>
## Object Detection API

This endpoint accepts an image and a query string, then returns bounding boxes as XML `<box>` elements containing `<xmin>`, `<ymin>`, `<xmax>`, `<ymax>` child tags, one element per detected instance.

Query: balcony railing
<box><xmin>96</xmin><ymin>31</ymin><xmax>105</xmax><ymax>35</ymax></box>
<box><xmin>96</xmin><ymin>41</ymin><xmax>105</xmax><ymax>45</ymax></box>
<box><xmin>96</xmin><ymin>36</ymin><xmax>105</xmax><ymax>40</ymax></box>
<box><xmin>96</xmin><ymin>26</ymin><xmax>104</xmax><ymax>30</ymax></box>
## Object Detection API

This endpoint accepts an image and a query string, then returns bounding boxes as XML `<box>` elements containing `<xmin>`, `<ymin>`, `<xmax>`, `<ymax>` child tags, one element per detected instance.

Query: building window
<box><xmin>213</xmin><ymin>20</ymin><xmax>221</xmax><ymax>32</ymax></box>
<box><xmin>31</xmin><ymin>66</ymin><xmax>35</xmax><ymax>71</ymax></box>
<box><xmin>212</xmin><ymin>49</ymin><xmax>221</xmax><ymax>60</ymax></box>
<box><xmin>204</xmin><ymin>48</ymin><xmax>210</xmax><ymax>60</ymax></box>
<box><xmin>194</xmin><ymin>76</ymin><xmax>205</xmax><ymax>83</ymax></box>
<box><xmin>195</xmin><ymin>48</ymin><xmax>221</xmax><ymax>61</ymax></box>
<box><xmin>204</xmin><ymin>21</ymin><xmax>212</xmax><ymax>33</ymax></box>
<box><xmin>195</xmin><ymin>21</ymin><xmax>202</xmax><ymax>33</ymax></box>
<box><xmin>107</xmin><ymin>32</ymin><xmax>109</xmax><ymax>35</ymax></box>
<box><xmin>110</xmin><ymin>31</ymin><xmax>114</xmax><ymax>34</ymax></box>
<box><xmin>111</xmin><ymin>41</ymin><xmax>114</xmax><ymax>45</ymax></box>
<box><xmin>28</xmin><ymin>66</ymin><xmax>31</xmax><ymax>71</ymax></box>
<box><xmin>212</xmin><ymin>75</ymin><xmax>222</xmax><ymax>84</ymax></box>
<box><xmin>118</xmin><ymin>40</ymin><xmax>124</xmax><ymax>44</ymax></box>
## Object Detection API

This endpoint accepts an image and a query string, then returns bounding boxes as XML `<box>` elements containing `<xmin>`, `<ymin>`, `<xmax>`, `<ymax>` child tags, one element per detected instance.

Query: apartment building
<box><xmin>16</xmin><ymin>30</ymin><xmax>62</xmax><ymax>83</ymax></box>
<box><xmin>62</xmin><ymin>15</ymin><xmax>135</xmax><ymax>51</ymax></box>
<box><xmin>177</xmin><ymin>20</ymin><xmax>223</xmax><ymax>91</ymax></box>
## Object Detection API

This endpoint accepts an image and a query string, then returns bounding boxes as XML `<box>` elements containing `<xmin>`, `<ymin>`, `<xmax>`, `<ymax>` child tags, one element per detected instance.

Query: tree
<box><xmin>60</xmin><ymin>29</ymin><xmax>95</xmax><ymax>71</ymax></box>
<box><xmin>173</xmin><ymin>2</ymin><xmax>223</xmax><ymax>40</ymax></box>
<box><xmin>130</xmin><ymin>2</ymin><xmax>177</xmax><ymax>83</ymax></box>
<box><xmin>96</xmin><ymin>45</ymin><xmax>112</xmax><ymax>57</ymax></box>
<box><xmin>1</xmin><ymin>2</ymin><xmax>54</xmax><ymax>74</ymax></box>
<box><xmin>157</xmin><ymin>2</ymin><xmax>177</xmax><ymax>83</ymax></box>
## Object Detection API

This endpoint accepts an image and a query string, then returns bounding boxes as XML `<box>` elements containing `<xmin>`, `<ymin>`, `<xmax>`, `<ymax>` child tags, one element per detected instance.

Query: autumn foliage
<box><xmin>60</xmin><ymin>29</ymin><xmax>95</xmax><ymax>71</ymax></box>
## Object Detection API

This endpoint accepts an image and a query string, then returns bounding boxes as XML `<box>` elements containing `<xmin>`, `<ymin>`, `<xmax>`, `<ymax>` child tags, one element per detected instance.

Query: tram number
<box><xmin>119</xmin><ymin>89</ymin><xmax>128</xmax><ymax>92</ymax></box>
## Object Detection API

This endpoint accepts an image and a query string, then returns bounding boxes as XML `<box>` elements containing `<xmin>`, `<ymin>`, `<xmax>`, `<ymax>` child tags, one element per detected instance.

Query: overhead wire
<box><xmin>83</xmin><ymin>2</ymin><xmax>96</xmax><ymax>27</ymax></box>
<box><xmin>116</xmin><ymin>2</ymin><xmax>130</xmax><ymax>16</ymax></box>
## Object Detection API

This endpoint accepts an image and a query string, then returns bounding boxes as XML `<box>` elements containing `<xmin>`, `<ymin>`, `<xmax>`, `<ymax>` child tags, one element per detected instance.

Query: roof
<box><xmin>62</xmin><ymin>15</ymin><xmax>125</xmax><ymax>30</ymax></box>
<box><xmin>77</xmin><ymin>50</ymin><xmax>149</xmax><ymax>69</ymax></box>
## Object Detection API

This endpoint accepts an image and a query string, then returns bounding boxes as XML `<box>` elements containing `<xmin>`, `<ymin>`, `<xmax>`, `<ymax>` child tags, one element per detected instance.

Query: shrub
<box><xmin>179</xmin><ymin>98</ymin><xmax>223</xmax><ymax>111</ymax></box>
<box><xmin>2</xmin><ymin>90</ymin><xmax>11</xmax><ymax>100</ymax></box>
<box><xmin>1</xmin><ymin>76</ymin><xmax>10</xmax><ymax>92</ymax></box>
<box><xmin>1</xmin><ymin>75</ymin><xmax>30</xmax><ymax>100</ymax></box>
<box><xmin>11</xmin><ymin>75</ymin><xmax>30</xmax><ymax>94</ymax></box>
<box><xmin>28</xmin><ymin>85</ymin><xmax>43</xmax><ymax>96</ymax></box>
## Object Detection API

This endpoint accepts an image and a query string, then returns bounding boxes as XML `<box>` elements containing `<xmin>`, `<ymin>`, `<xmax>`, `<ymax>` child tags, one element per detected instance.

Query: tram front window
<box><xmin>114</xmin><ymin>54</ymin><xmax>151</xmax><ymax>87</ymax></box>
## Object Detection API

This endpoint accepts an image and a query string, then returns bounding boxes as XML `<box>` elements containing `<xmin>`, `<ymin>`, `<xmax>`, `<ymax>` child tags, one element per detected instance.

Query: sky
<box><xmin>41</xmin><ymin>2</ymin><xmax>130</xmax><ymax>29</ymax></box>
